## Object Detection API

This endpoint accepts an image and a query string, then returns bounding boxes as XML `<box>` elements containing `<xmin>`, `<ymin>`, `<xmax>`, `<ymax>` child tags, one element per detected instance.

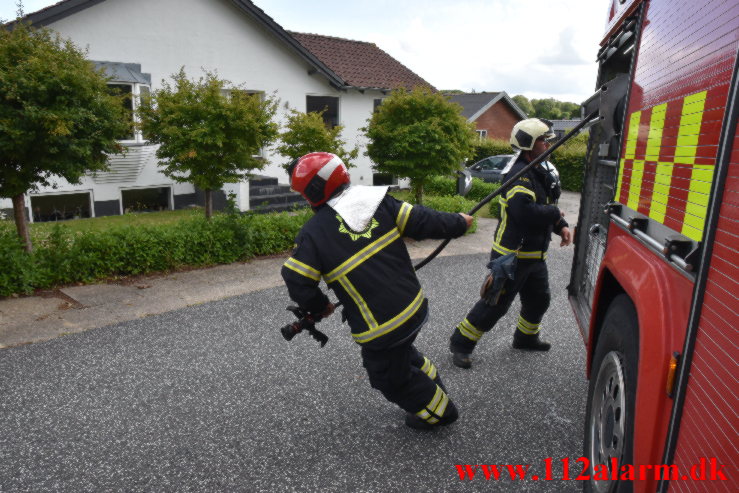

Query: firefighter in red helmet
<box><xmin>282</xmin><ymin>152</ymin><xmax>473</xmax><ymax>430</ymax></box>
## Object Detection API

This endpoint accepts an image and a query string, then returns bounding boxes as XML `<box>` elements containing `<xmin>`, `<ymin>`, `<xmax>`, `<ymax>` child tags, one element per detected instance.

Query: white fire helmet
<box><xmin>510</xmin><ymin>118</ymin><xmax>556</xmax><ymax>151</ymax></box>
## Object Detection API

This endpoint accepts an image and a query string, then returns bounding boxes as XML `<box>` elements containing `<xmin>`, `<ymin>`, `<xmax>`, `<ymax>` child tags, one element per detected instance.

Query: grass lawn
<box><xmin>0</xmin><ymin>208</ymin><xmax>205</xmax><ymax>235</ymax></box>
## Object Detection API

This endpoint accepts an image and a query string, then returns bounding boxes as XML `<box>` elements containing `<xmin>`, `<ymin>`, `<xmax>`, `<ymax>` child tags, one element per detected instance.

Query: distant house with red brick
<box><xmin>447</xmin><ymin>92</ymin><xmax>527</xmax><ymax>141</ymax></box>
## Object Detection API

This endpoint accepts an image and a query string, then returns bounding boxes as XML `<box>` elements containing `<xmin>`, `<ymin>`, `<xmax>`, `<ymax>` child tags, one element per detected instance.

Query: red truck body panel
<box><xmin>581</xmin><ymin>0</ymin><xmax>739</xmax><ymax>491</ymax></box>
<box><xmin>669</xmin><ymin>126</ymin><xmax>739</xmax><ymax>493</ymax></box>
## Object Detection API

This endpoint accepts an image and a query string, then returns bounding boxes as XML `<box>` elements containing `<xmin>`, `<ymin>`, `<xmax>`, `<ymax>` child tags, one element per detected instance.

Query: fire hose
<box><xmin>281</xmin><ymin>110</ymin><xmax>601</xmax><ymax>346</ymax></box>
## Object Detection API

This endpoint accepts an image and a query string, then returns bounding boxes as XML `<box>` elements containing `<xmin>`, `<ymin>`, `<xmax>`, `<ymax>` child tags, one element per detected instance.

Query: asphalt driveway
<box><xmin>1</xmin><ymin>243</ymin><xmax>588</xmax><ymax>492</ymax></box>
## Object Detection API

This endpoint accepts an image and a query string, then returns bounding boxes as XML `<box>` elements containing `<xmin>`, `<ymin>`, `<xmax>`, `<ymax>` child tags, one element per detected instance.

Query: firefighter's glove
<box><xmin>319</xmin><ymin>302</ymin><xmax>335</xmax><ymax>319</ymax></box>
<box><xmin>480</xmin><ymin>253</ymin><xmax>517</xmax><ymax>306</ymax></box>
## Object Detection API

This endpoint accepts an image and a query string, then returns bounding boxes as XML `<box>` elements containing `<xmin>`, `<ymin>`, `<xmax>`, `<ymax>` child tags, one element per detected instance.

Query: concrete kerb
<box><xmin>0</xmin><ymin>191</ymin><xmax>581</xmax><ymax>349</ymax></box>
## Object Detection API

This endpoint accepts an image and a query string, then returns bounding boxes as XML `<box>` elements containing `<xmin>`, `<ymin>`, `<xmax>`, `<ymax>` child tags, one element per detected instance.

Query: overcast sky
<box><xmin>2</xmin><ymin>0</ymin><xmax>608</xmax><ymax>103</ymax></box>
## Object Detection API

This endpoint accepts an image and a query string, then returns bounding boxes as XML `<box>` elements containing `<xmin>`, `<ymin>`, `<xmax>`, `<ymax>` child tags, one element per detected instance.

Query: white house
<box><xmin>1</xmin><ymin>0</ymin><xmax>433</xmax><ymax>220</ymax></box>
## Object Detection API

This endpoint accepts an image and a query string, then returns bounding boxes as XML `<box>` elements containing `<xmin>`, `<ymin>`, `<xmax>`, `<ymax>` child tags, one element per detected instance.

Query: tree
<box><xmin>275</xmin><ymin>109</ymin><xmax>358</xmax><ymax>171</ymax></box>
<box><xmin>532</xmin><ymin>98</ymin><xmax>563</xmax><ymax>120</ymax></box>
<box><xmin>0</xmin><ymin>22</ymin><xmax>129</xmax><ymax>252</ymax></box>
<box><xmin>138</xmin><ymin>69</ymin><xmax>279</xmax><ymax>219</ymax></box>
<box><xmin>513</xmin><ymin>95</ymin><xmax>581</xmax><ymax>119</ymax></box>
<box><xmin>560</xmin><ymin>101</ymin><xmax>581</xmax><ymax>119</ymax></box>
<box><xmin>364</xmin><ymin>88</ymin><xmax>476</xmax><ymax>205</ymax></box>
<box><xmin>512</xmin><ymin>95</ymin><xmax>534</xmax><ymax>117</ymax></box>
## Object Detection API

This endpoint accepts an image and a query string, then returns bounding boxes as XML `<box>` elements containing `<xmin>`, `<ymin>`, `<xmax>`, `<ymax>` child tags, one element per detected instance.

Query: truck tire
<box><xmin>583</xmin><ymin>294</ymin><xmax>638</xmax><ymax>493</ymax></box>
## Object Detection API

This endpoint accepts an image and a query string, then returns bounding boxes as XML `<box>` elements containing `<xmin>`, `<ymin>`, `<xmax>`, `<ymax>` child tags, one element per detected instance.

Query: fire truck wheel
<box><xmin>584</xmin><ymin>294</ymin><xmax>638</xmax><ymax>493</ymax></box>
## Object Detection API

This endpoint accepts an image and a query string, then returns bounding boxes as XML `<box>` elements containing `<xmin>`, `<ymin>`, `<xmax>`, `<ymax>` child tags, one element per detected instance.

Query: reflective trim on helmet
<box><xmin>283</xmin><ymin>257</ymin><xmax>321</xmax><ymax>281</ymax></box>
<box><xmin>324</xmin><ymin>228</ymin><xmax>400</xmax><ymax>283</ymax></box>
<box><xmin>317</xmin><ymin>154</ymin><xmax>344</xmax><ymax>180</ymax></box>
<box><xmin>351</xmin><ymin>288</ymin><xmax>424</xmax><ymax>344</ymax></box>
<box><xmin>395</xmin><ymin>202</ymin><xmax>413</xmax><ymax>234</ymax></box>
<box><xmin>337</xmin><ymin>276</ymin><xmax>378</xmax><ymax>328</ymax></box>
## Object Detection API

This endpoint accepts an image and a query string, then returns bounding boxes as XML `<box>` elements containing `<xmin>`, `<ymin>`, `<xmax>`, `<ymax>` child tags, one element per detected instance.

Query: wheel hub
<box><xmin>588</xmin><ymin>351</ymin><xmax>627</xmax><ymax>492</ymax></box>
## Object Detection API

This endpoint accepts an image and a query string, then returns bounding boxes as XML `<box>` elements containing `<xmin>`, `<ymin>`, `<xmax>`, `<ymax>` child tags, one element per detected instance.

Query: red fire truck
<box><xmin>569</xmin><ymin>0</ymin><xmax>738</xmax><ymax>492</ymax></box>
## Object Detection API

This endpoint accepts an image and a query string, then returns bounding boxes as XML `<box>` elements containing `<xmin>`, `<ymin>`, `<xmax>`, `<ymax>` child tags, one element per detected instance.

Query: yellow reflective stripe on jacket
<box><xmin>416</xmin><ymin>385</ymin><xmax>449</xmax><ymax>424</ymax></box>
<box><xmin>492</xmin><ymin>242</ymin><xmax>547</xmax><ymax>260</ymax></box>
<box><xmin>337</xmin><ymin>276</ymin><xmax>378</xmax><ymax>328</ymax></box>
<box><xmin>517</xmin><ymin>315</ymin><xmax>541</xmax><ymax>335</ymax></box>
<box><xmin>395</xmin><ymin>202</ymin><xmax>413</xmax><ymax>235</ymax></box>
<box><xmin>351</xmin><ymin>288</ymin><xmax>424</xmax><ymax>344</ymax></box>
<box><xmin>324</xmin><ymin>228</ymin><xmax>400</xmax><ymax>283</ymax></box>
<box><xmin>457</xmin><ymin>318</ymin><xmax>483</xmax><ymax>342</ymax></box>
<box><xmin>420</xmin><ymin>357</ymin><xmax>438</xmax><ymax>380</ymax></box>
<box><xmin>496</xmin><ymin>197</ymin><xmax>509</xmax><ymax>244</ymax></box>
<box><xmin>283</xmin><ymin>257</ymin><xmax>321</xmax><ymax>281</ymax></box>
<box><xmin>505</xmin><ymin>185</ymin><xmax>536</xmax><ymax>201</ymax></box>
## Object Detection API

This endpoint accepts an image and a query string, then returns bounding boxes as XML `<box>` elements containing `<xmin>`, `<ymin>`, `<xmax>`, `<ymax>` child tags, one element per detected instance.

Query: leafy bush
<box><xmin>0</xmin><ymin>232</ymin><xmax>39</xmax><ymax>296</ymax></box>
<box><xmin>424</xmin><ymin>175</ymin><xmax>456</xmax><ymax>196</ymax></box>
<box><xmin>420</xmin><ymin>195</ymin><xmax>478</xmax><ymax>234</ymax></box>
<box><xmin>423</xmin><ymin>176</ymin><xmax>501</xmax><ymax>218</ymax></box>
<box><xmin>0</xmin><ymin>209</ymin><xmax>312</xmax><ymax>297</ymax></box>
<box><xmin>552</xmin><ymin>133</ymin><xmax>587</xmax><ymax>191</ymax></box>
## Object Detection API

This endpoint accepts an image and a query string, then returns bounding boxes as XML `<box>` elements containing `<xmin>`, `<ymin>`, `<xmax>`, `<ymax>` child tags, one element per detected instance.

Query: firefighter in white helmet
<box><xmin>449</xmin><ymin>118</ymin><xmax>572</xmax><ymax>368</ymax></box>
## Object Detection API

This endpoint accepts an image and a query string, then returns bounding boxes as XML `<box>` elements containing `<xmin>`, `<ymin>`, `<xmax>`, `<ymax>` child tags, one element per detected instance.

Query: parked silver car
<box><xmin>467</xmin><ymin>154</ymin><xmax>514</xmax><ymax>183</ymax></box>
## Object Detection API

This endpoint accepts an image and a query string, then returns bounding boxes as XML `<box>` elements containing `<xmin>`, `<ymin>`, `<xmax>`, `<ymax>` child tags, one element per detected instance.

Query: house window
<box><xmin>221</xmin><ymin>88</ymin><xmax>262</xmax><ymax>100</ymax></box>
<box><xmin>373</xmin><ymin>98</ymin><xmax>383</xmax><ymax>113</ymax></box>
<box><xmin>476</xmin><ymin>129</ymin><xmax>488</xmax><ymax>140</ymax></box>
<box><xmin>373</xmin><ymin>173</ymin><xmax>397</xmax><ymax>186</ymax></box>
<box><xmin>307</xmin><ymin>95</ymin><xmax>339</xmax><ymax>128</ymax></box>
<box><xmin>121</xmin><ymin>186</ymin><xmax>172</xmax><ymax>213</ymax></box>
<box><xmin>108</xmin><ymin>83</ymin><xmax>150</xmax><ymax>143</ymax></box>
<box><xmin>30</xmin><ymin>192</ymin><xmax>92</xmax><ymax>222</ymax></box>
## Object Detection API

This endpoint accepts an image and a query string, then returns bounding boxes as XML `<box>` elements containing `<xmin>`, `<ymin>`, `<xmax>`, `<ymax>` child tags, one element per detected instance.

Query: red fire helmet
<box><xmin>289</xmin><ymin>152</ymin><xmax>350</xmax><ymax>207</ymax></box>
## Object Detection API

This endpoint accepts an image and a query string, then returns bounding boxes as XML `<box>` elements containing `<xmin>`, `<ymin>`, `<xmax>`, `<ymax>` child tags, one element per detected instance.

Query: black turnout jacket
<box><xmin>282</xmin><ymin>193</ymin><xmax>467</xmax><ymax>349</ymax></box>
<box><xmin>492</xmin><ymin>155</ymin><xmax>568</xmax><ymax>260</ymax></box>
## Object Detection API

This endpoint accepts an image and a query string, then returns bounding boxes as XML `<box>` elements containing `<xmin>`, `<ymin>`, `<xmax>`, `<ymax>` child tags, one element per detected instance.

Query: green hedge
<box><xmin>0</xmin><ymin>210</ymin><xmax>311</xmax><ymax>297</ymax></box>
<box><xmin>420</xmin><ymin>195</ymin><xmax>478</xmax><ymax>234</ymax></box>
<box><xmin>467</xmin><ymin>134</ymin><xmax>587</xmax><ymax>192</ymax></box>
<box><xmin>552</xmin><ymin>133</ymin><xmax>587</xmax><ymax>191</ymax></box>
<box><xmin>424</xmin><ymin>176</ymin><xmax>501</xmax><ymax>217</ymax></box>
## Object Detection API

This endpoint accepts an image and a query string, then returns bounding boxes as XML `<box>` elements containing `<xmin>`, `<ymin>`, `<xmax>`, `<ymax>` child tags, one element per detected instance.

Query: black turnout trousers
<box><xmin>361</xmin><ymin>333</ymin><xmax>456</xmax><ymax>424</ymax></box>
<box><xmin>450</xmin><ymin>258</ymin><xmax>551</xmax><ymax>354</ymax></box>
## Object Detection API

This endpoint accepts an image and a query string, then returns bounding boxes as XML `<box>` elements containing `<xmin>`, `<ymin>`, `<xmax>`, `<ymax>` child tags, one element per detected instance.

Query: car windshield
<box><xmin>490</xmin><ymin>156</ymin><xmax>510</xmax><ymax>170</ymax></box>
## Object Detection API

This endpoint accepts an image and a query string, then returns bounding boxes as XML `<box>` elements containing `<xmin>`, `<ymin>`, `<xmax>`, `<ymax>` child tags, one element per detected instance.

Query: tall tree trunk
<box><xmin>204</xmin><ymin>189</ymin><xmax>213</xmax><ymax>220</ymax></box>
<box><xmin>12</xmin><ymin>193</ymin><xmax>32</xmax><ymax>253</ymax></box>
<box><xmin>413</xmin><ymin>180</ymin><xmax>424</xmax><ymax>206</ymax></box>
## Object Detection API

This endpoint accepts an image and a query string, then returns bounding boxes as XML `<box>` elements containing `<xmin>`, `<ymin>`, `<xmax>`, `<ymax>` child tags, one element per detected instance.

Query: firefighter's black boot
<box><xmin>449</xmin><ymin>340</ymin><xmax>472</xmax><ymax>369</ymax></box>
<box><xmin>512</xmin><ymin>329</ymin><xmax>551</xmax><ymax>351</ymax></box>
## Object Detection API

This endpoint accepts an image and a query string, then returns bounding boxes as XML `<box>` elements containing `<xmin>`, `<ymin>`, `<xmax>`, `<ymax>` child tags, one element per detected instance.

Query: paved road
<box><xmin>1</xmin><ymin>245</ymin><xmax>588</xmax><ymax>492</ymax></box>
